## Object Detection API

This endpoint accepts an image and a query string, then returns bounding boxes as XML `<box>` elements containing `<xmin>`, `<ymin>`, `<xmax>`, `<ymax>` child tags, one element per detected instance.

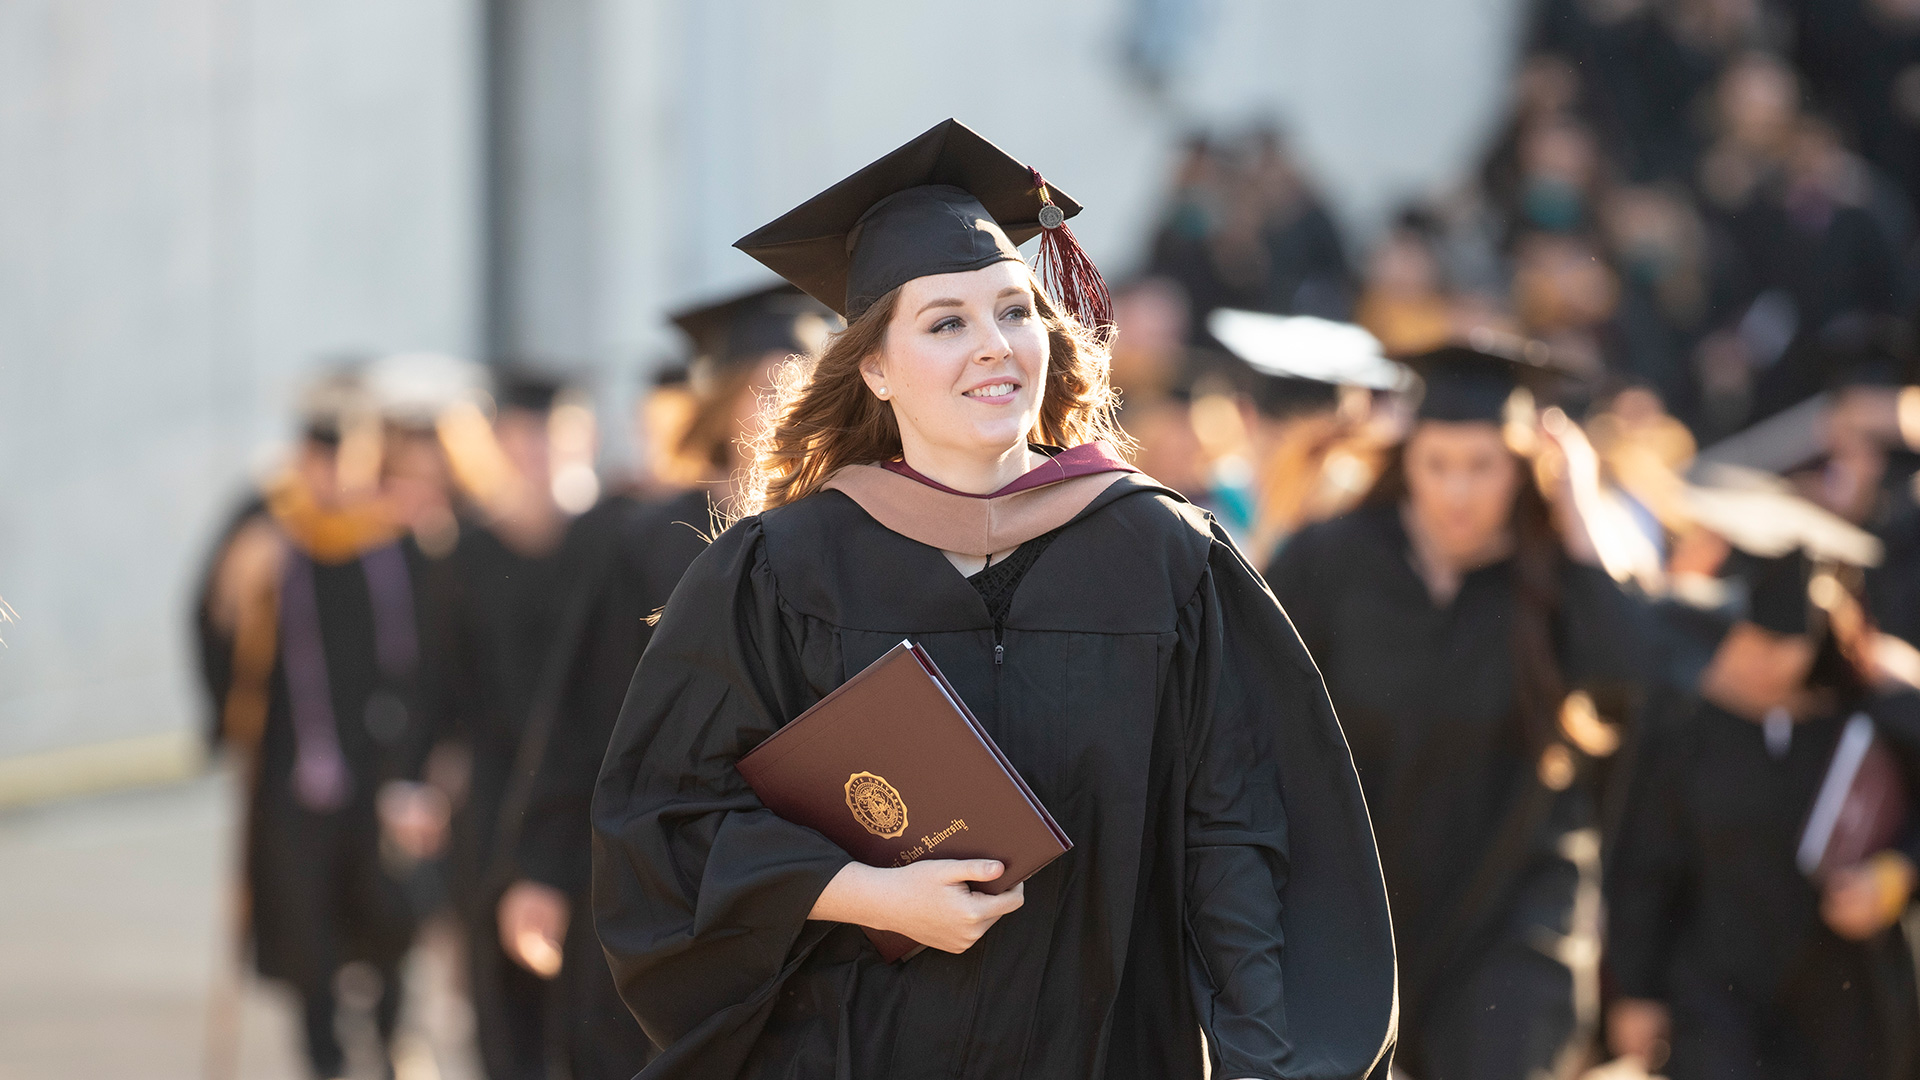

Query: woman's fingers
<box><xmin>947</xmin><ymin>859</ymin><xmax>1005</xmax><ymax>883</ymax></box>
<box><xmin>972</xmin><ymin>881</ymin><xmax>1025</xmax><ymax>918</ymax></box>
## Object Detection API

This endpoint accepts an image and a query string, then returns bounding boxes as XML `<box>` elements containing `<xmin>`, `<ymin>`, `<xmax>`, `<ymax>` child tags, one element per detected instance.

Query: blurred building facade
<box><xmin>0</xmin><ymin>0</ymin><xmax>1521</xmax><ymax>757</ymax></box>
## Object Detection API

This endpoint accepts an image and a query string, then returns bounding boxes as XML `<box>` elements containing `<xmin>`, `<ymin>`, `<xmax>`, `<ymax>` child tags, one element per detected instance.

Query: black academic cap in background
<box><xmin>668</xmin><ymin>283</ymin><xmax>836</xmax><ymax>372</ymax></box>
<box><xmin>733</xmin><ymin>119</ymin><xmax>1086</xmax><ymax>321</ymax></box>
<box><xmin>494</xmin><ymin>366</ymin><xmax>568</xmax><ymax>413</ymax></box>
<box><xmin>1405</xmin><ymin>333</ymin><xmax>1569</xmax><ymax>423</ymax></box>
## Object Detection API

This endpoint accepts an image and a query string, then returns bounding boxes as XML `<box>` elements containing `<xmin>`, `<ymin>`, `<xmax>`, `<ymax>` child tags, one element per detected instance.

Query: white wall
<box><xmin>0</xmin><ymin>0</ymin><xmax>480</xmax><ymax>756</ymax></box>
<box><xmin>0</xmin><ymin>0</ymin><xmax>1516</xmax><ymax>755</ymax></box>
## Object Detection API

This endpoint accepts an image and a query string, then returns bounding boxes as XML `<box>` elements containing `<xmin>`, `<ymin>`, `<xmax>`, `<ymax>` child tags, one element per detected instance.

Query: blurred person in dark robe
<box><xmin>1791</xmin><ymin>0</ymin><xmax>1920</xmax><ymax>218</ymax></box>
<box><xmin>1354</xmin><ymin>213</ymin><xmax>1461</xmax><ymax>358</ymax></box>
<box><xmin>1204</xmin><ymin>308</ymin><xmax>1410</xmax><ymax>565</ymax></box>
<box><xmin>1600</xmin><ymin>184</ymin><xmax>1714</xmax><ymax>427</ymax></box>
<box><xmin>1481</xmin><ymin>53</ymin><xmax>1589</xmax><ymax>220</ymax></box>
<box><xmin>196</xmin><ymin>370</ymin><xmax>434</xmax><ymax>1080</ymax></box>
<box><xmin>1693</xmin><ymin>60</ymin><xmax>1901</xmax><ymax>436</ymax></box>
<box><xmin>1149</xmin><ymin>128</ymin><xmax>1352</xmax><ymax>334</ymax></box>
<box><xmin>490</xmin><ymin>285</ymin><xmax>831</xmax><ymax>1079</ymax></box>
<box><xmin>1500</xmin><ymin>116</ymin><xmax>1611</xmax><ymax>244</ymax></box>
<box><xmin>1107</xmin><ymin>277</ymin><xmax>1218</xmax><ymax>507</ymax></box>
<box><xmin>415</xmin><ymin>367</ymin><xmax>607</xmax><ymax>1080</ymax></box>
<box><xmin>1529</xmin><ymin>0</ymin><xmax>1773</xmax><ymax>184</ymax></box>
<box><xmin>1145</xmin><ymin>133</ymin><xmax>1231</xmax><ymax>325</ymax></box>
<box><xmin>1607</xmin><ymin>536</ymin><xmax>1920</xmax><ymax>1080</ymax></box>
<box><xmin>1512</xmin><ymin>229</ymin><xmax>1623</xmax><ymax>383</ymax></box>
<box><xmin>1266</xmin><ymin>343</ymin><xmax>1649</xmax><ymax>1080</ymax></box>
<box><xmin>1780</xmin><ymin>319</ymin><xmax>1920</xmax><ymax>649</ymax></box>
<box><xmin>1245</xmin><ymin>124</ymin><xmax>1355</xmax><ymax>319</ymax></box>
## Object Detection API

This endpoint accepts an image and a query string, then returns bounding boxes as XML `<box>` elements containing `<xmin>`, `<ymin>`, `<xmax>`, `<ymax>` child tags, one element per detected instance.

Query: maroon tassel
<box><xmin>1029</xmin><ymin>168</ymin><xmax>1113</xmax><ymax>336</ymax></box>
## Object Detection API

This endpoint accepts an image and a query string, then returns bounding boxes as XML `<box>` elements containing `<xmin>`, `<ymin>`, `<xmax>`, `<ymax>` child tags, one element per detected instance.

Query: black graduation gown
<box><xmin>516</xmin><ymin>488</ymin><xmax>715</xmax><ymax>898</ymax></box>
<box><xmin>1265</xmin><ymin>503</ymin><xmax>1646</xmax><ymax>1073</ymax></box>
<box><xmin>245</xmin><ymin>539</ymin><xmax>431</xmax><ymax>987</ymax></box>
<box><xmin>420</xmin><ymin>511</ymin><xmax>607</xmax><ymax>910</ymax></box>
<box><xmin>507</xmin><ymin>488</ymin><xmax>714</xmax><ymax>1078</ymax></box>
<box><xmin>1864</xmin><ymin>469</ymin><xmax>1920</xmax><ymax>651</ymax></box>
<box><xmin>1608</xmin><ymin>696</ymin><xmax>1920</xmax><ymax>1080</ymax></box>
<box><xmin>592</xmin><ymin>475</ymin><xmax>1396</xmax><ymax>1080</ymax></box>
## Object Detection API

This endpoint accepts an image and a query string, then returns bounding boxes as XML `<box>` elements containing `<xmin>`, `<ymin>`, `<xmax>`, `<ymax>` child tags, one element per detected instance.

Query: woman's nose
<box><xmin>974</xmin><ymin>323</ymin><xmax>1012</xmax><ymax>362</ymax></box>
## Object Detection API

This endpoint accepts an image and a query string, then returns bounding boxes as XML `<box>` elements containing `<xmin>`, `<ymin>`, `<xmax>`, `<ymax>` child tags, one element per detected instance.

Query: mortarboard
<box><xmin>734</xmin><ymin>119</ymin><xmax>1110</xmax><ymax>329</ymax></box>
<box><xmin>364</xmin><ymin>351</ymin><xmax>491</xmax><ymax>429</ymax></box>
<box><xmin>668</xmin><ymin>283</ymin><xmax>836</xmax><ymax>374</ymax></box>
<box><xmin>1405</xmin><ymin>333</ymin><xmax>1569</xmax><ymax>424</ymax></box>
<box><xmin>1683</xmin><ymin>464</ymin><xmax>1883</xmax><ymax>569</ymax></box>
<box><xmin>1207</xmin><ymin>309</ymin><xmax>1410</xmax><ymax>392</ymax></box>
<box><xmin>494</xmin><ymin>367</ymin><xmax>568</xmax><ymax>414</ymax></box>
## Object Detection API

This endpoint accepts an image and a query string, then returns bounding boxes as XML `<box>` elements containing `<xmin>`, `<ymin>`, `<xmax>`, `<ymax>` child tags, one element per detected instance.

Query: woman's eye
<box><xmin>1000</xmin><ymin>305</ymin><xmax>1031</xmax><ymax>322</ymax></box>
<box><xmin>929</xmin><ymin>316</ymin><xmax>962</xmax><ymax>334</ymax></box>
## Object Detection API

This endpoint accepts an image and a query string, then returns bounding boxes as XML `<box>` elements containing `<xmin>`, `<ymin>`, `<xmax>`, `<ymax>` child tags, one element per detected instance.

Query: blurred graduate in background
<box><xmin>1266</xmin><ymin>341</ymin><xmax>1649</xmax><ymax>1080</ymax></box>
<box><xmin>194</xmin><ymin>362</ymin><xmax>461</xmax><ymax>1080</ymax></box>
<box><xmin>1608</xmin><ymin>472</ymin><xmax>1920</xmax><ymax>1080</ymax></box>
<box><xmin>488</xmin><ymin>283</ymin><xmax>832</xmax><ymax>1079</ymax></box>
<box><xmin>411</xmin><ymin>366</ymin><xmax>609</xmax><ymax>1080</ymax></box>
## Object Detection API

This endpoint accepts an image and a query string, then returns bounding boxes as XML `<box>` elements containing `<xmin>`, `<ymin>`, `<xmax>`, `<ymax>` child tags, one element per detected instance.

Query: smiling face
<box><xmin>860</xmin><ymin>260</ymin><xmax>1049</xmax><ymax>471</ymax></box>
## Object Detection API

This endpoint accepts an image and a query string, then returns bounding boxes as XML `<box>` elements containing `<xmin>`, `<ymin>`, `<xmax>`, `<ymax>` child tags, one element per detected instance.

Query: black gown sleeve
<box><xmin>1259</xmin><ymin>523</ymin><xmax>1335</xmax><ymax>661</ymax></box>
<box><xmin>1559</xmin><ymin>562</ymin><xmax>1653</xmax><ymax>693</ymax></box>
<box><xmin>516</xmin><ymin>500</ymin><xmax>707</xmax><ymax>896</ymax></box>
<box><xmin>511</xmin><ymin>562</ymin><xmax>628</xmax><ymax>895</ymax></box>
<box><xmin>1185</xmin><ymin>523</ymin><xmax>1398</xmax><ymax>1080</ymax></box>
<box><xmin>1864</xmin><ymin>689</ymin><xmax>1920</xmax><ymax>868</ymax></box>
<box><xmin>1604</xmin><ymin>715</ymin><xmax>1691</xmax><ymax>1001</ymax></box>
<box><xmin>591</xmin><ymin>518</ymin><xmax>853</xmax><ymax>1063</ymax></box>
<box><xmin>407</xmin><ymin>545</ymin><xmax>474</xmax><ymax>780</ymax></box>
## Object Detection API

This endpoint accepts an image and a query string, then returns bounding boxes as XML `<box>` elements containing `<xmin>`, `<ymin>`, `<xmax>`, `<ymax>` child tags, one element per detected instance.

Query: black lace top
<box><xmin>967</xmin><ymin>529</ymin><xmax>1061</xmax><ymax>630</ymax></box>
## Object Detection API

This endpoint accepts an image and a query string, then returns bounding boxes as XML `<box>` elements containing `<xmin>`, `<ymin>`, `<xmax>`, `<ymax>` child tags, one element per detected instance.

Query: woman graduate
<box><xmin>591</xmin><ymin>120</ymin><xmax>1396</xmax><ymax>1079</ymax></box>
<box><xmin>1607</xmin><ymin>500</ymin><xmax>1920</xmax><ymax>1080</ymax></box>
<box><xmin>1265</xmin><ymin>343</ymin><xmax>1648</xmax><ymax>1080</ymax></box>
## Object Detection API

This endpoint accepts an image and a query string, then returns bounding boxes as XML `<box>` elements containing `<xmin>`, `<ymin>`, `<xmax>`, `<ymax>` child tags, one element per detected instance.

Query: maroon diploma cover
<box><xmin>735</xmin><ymin>640</ymin><xmax>1072</xmax><ymax>962</ymax></box>
<box><xmin>1798</xmin><ymin>712</ymin><xmax>1910</xmax><ymax>881</ymax></box>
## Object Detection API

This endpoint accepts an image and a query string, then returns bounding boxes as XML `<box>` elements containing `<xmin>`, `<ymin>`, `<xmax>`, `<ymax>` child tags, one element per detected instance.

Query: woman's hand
<box><xmin>1606</xmin><ymin>997</ymin><xmax>1671</xmax><ymax>1069</ymax></box>
<box><xmin>498</xmin><ymin>879</ymin><xmax>571</xmax><ymax>977</ymax></box>
<box><xmin>1822</xmin><ymin>852</ymin><xmax>1917</xmax><ymax>941</ymax></box>
<box><xmin>809</xmin><ymin>859</ymin><xmax>1024</xmax><ymax>954</ymax></box>
<box><xmin>1536</xmin><ymin>408</ymin><xmax>1606</xmax><ymax>567</ymax></box>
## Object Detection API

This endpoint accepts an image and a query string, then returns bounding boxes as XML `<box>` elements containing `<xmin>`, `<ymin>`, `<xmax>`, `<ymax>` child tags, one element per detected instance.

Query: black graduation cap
<box><xmin>734</xmin><ymin>119</ymin><xmax>1109</xmax><ymax>328</ymax></box>
<box><xmin>668</xmin><ymin>283</ymin><xmax>834</xmax><ymax>373</ymax></box>
<box><xmin>494</xmin><ymin>366</ymin><xmax>568</xmax><ymax>413</ymax></box>
<box><xmin>1405</xmin><ymin>335</ymin><xmax>1568</xmax><ymax>423</ymax></box>
<box><xmin>650</xmin><ymin>363</ymin><xmax>690</xmax><ymax>390</ymax></box>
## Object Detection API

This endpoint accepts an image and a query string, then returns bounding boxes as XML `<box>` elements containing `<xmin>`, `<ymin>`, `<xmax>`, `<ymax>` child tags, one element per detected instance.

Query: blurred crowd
<box><xmin>186</xmin><ymin>2</ymin><xmax>1920</xmax><ymax>1079</ymax></box>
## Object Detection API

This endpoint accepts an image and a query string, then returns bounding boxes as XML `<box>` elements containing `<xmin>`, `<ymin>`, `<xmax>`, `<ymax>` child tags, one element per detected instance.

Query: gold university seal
<box><xmin>844</xmin><ymin>771</ymin><xmax>908</xmax><ymax>839</ymax></box>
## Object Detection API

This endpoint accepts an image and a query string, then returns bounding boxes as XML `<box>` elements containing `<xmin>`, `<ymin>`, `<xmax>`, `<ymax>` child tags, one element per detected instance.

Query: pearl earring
<box><xmin>877</xmin><ymin>387</ymin><xmax>889</xmax><ymax>399</ymax></box>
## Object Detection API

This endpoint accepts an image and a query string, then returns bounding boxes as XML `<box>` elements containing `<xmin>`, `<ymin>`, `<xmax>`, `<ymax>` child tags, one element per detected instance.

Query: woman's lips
<box><xmin>962</xmin><ymin>381</ymin><xmax>1019</xmax><ymax>404</ymax></box>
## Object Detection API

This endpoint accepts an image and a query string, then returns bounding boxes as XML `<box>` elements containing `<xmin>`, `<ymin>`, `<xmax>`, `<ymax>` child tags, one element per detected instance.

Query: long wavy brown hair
<box><xmin>739</xmin><ymin>265</ymin><xmax>1132</xmax><ymax>515</ymax></box>
<box><xmin>1365</xmin><ymin>437</ymin><xmax>1567</xmax><ymax>757</ymax></box>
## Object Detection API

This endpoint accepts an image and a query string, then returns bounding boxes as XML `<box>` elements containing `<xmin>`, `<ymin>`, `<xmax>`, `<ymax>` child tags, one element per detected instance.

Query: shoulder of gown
<box><xmin>755</xmin><ymin>473</ymin><xmax>1221</xmax><ymax>633</ymax></box>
